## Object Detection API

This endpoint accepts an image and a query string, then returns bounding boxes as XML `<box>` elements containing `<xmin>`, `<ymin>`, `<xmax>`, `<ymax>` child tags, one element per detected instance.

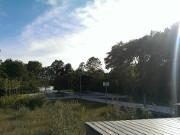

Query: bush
<box><xmin>0</xmin><ymin>95</ymin><xmax>45</xmax><ymax>110</ymax></box>
<box><xmin>104</xmin><ymin>105</ymin><xmax>152</xmax><ymax>120</ymax></box>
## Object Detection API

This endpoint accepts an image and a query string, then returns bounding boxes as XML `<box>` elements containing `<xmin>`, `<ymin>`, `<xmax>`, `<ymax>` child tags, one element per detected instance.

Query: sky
<box><xmin>0</xmin><ymin>0</ymin><xmax>180</xmax><ymax>70</ymax></box>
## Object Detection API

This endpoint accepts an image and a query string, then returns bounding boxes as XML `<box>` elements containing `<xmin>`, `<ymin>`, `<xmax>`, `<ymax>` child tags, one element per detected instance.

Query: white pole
<box><xmin>106</xmin><ymin>86</ymin><xmax>107</xmax><ymax>103</ymax></box>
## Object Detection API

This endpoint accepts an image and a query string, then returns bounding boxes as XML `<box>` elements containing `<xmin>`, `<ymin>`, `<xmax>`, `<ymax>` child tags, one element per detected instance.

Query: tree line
<box><xmin>105</xmin><ymin>22</ymin><xmax>180</xmax><ymax>102</ymax></box>
<box><xmin>0</xmin><ymin>22</ymin><xmax>180</xmax><ymax>103</ymax></box>
<box><xmin>0</xmin><ymin>56</ymin><xmax>104</xmax><ymax>96</ymax></box>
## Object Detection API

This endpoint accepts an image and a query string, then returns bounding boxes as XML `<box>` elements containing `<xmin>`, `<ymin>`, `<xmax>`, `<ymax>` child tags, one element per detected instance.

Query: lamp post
<box><xmin>79</xmin><ymin>65</ymin><xmax>84</xmax><ymax>99</ymax></box>
<box><xmin>80</xmin><ymin>73</ymin><xmax>82</xmax><ymax>98</ymax></box>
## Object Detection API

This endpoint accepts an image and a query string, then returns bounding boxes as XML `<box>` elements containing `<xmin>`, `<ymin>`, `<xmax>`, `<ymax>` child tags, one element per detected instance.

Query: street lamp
<box><xmin>79</xmin><ymin>64</ymin><xmax>84</xmax><ymax>98</ymax></box>
<box><xmin>80</xmin><ymin>73</ymin><xmax>82</xmax><ymax>98</ymax></box>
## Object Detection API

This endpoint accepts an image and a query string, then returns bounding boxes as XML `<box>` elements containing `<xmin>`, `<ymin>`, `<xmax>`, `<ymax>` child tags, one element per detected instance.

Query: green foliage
<box><xmin>49</xmin><ymin>101</ymin><xmax>87</xmax><ymax>135</ymax></box>
<box><xmin>0</xmin><ymin>78</ymin><xmax>21</xmax><ymax>97</ymax></box>
<box><xmin>0</xmin><ymin>59</ymin><xmax>47</xmax><ymax>95</ymax></box>
<box><xmin>86</xmin><ymin>57</ymin><xmax>103</xmax><ymax>72</ymax></box>
<box><xmin>64</xmin><ymin>63</ymin><xmax>73</xmax><ymax>74</ymax></box>
<box><xmin>104</xmin><ymin>23</ymin><xmax>180</xmax><ymax>100</ymax></box>
<box><xmin>50</xmin><ymin>60</ymin><xmax>74</xmax><ymax>91</ymax></box>
<box><xmin>39</xmin><ymin>66</ymin><xmax>55</xmax><ymax>80</ymax></box>
<box><xmin>0</xmin><ymin>95</ymin><xmax>45</xmax><ymax>110</ymax></box>
<box><xmin>39</xmin><ymin>79</ymin><xmax>50</xmax><ymax>89</ymax></box>
<box><xmin>68</xmin><ymin>57</ymin><xmax>104</xmax><ymax>92</ymax></box>
<box><xmin>20</xmin><ymin>79</ymin><xmax>40</xmax><ymax>93</ymax></box>
<box><xmin>27</xmin><ymin>61</ymin><xmax>42</xmax><ymax>78</ymax></box>
<box><xmin>105</xmin><ymin>105</ymin><xmax>152</xmax><ymax>120</ymax></box>
<box><xmin>78</xmin><ymin>62</ymin><xmax>85</xmax><ymax>71</ymax></box>
<box><xmin>0</xmin><ymin>98</ymin><xmax>153</xmax><ymax>135</ymax></box>
<box><xmin>51</xmin><ymin>60</ymin><xmax>64</xmax><ymax>76</ymax></box>
<box><xmin>0</xmin><ymin>78</ymin><xmax>7</xmax><ymax>97</ymax></box>
<box><xmin>1</xmin><ymin>59</ymin><xmax>28</xmax><ymax>80</ymax></box>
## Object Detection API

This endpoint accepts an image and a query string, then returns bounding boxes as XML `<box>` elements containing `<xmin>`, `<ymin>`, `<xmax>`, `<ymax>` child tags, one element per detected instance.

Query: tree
<box><xmin>50</xmin><ymin>61</ymin><xmax>74</xmax><ymax>91</ymax></box>
<box><xmin>85</xmin><ymin>57</ymin><xmax>102</xmax><ymax>72</ymax></box>
<box><xmin>27</xmin><ymin>61</ymin><xmax>42</xmax><ymax>78</ymax></box>
<box><xmin>78</xmin><ymin>62</ymin><xmax>85</xmax><ymax>71</ymax></box>
<box><xmin>0</xmin><ymin>78</ymin><xmax>6</xmax><ymax>97</ymax></box>
<box><xmin>104</xmin><ymin>22</ymin><xmax>180</xmax><ymax>100</ymax></box>
<box><xmin>39</xmin><ymin>66</ymin><xmax>54</xmax><ymax>80</ymax></box>
<box><xmin>51</xmin><ymin>60</ymin><xmax>64</xmax><ymax>76</ymax></box>
<box><xmin>1</xmin><ymin>59</ymin><xmax>28</xmax><ymax>80</ymax></box>
<box><xmin>64</xmin><ymin>63</ymin><xmax>73</xmax><ymax>74</ymax></box>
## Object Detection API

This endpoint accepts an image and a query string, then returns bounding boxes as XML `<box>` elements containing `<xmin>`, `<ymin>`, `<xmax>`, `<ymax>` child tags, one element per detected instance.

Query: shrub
<box><xmin>104</xmin><ymin>105</ymin><xmax>152</xmax><ymax>120</ymax></box>
<box><xmin>0</xmin><ymin>95</ymin><xmax>45</xmax><ymax>110</ymax></box>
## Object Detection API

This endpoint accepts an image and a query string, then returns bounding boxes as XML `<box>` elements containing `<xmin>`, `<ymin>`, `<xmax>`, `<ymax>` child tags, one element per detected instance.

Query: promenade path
<box><xmin>46</xmin><ymin>91</ymin><xmax>173</xmax><ymax>115</ymax></box>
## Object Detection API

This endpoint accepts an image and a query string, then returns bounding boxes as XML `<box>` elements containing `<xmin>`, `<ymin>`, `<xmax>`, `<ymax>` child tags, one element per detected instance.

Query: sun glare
<box><xmin>172</xmin><ymin>22</ymin><xmax>180</xmax><ymax>104</ymax></box>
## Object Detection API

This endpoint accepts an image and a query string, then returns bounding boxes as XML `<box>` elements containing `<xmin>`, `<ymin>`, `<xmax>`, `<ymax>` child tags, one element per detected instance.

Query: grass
<box><xmin>0</xmin><ymin>96</ymin><xmax>153</xmax><ymax>135</ymax></box>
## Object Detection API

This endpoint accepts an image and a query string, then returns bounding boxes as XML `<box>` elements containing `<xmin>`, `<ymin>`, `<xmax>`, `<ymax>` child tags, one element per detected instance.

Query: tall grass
<box><xmin>0</xmin><ymin>97</ymin><xmax>153</xmax><ymax>135</ymax></box>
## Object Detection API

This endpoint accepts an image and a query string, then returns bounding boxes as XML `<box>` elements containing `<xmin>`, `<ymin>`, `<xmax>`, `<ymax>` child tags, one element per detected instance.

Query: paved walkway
<box><xmin>46</xmin><ymin>91</ymin><xmax>173</xmax><ymax>115</ymax></box>
<box><xmin>81</xmin><ymin>96</ymin><xmax>172</xmax><ymax>115</ymax></box>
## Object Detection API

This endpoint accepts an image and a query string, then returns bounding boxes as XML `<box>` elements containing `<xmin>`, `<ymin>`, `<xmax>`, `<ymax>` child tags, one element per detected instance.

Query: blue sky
<box><xmin>0</xmin><ymin>0</ymin><xmax>180</xmax><ymax>70</ymax></box>
<box><xmin>0</xmin><ymin>0</ymin><xmax>49</xmax><ymax>39</ymax></box>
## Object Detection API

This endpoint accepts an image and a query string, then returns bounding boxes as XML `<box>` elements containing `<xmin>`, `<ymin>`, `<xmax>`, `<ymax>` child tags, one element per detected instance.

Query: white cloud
<box><xmin>47</xmin><ymin>0</ymin><xmax>58</xmax><ymax>6</ymax></box>
<box><xmin>36</xmin><ymin>0</ymin><xmax>60</xmax><ymax>6</ymax></box>
<box><xmin>17</xmin><ymin>0</ymin><xmax>180</xmax><ymax>70</ymax></box>
<box><xmin>21</xmin><ymin>6</ymin><xmax>66</xmax><ymax>41</ymax></box>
